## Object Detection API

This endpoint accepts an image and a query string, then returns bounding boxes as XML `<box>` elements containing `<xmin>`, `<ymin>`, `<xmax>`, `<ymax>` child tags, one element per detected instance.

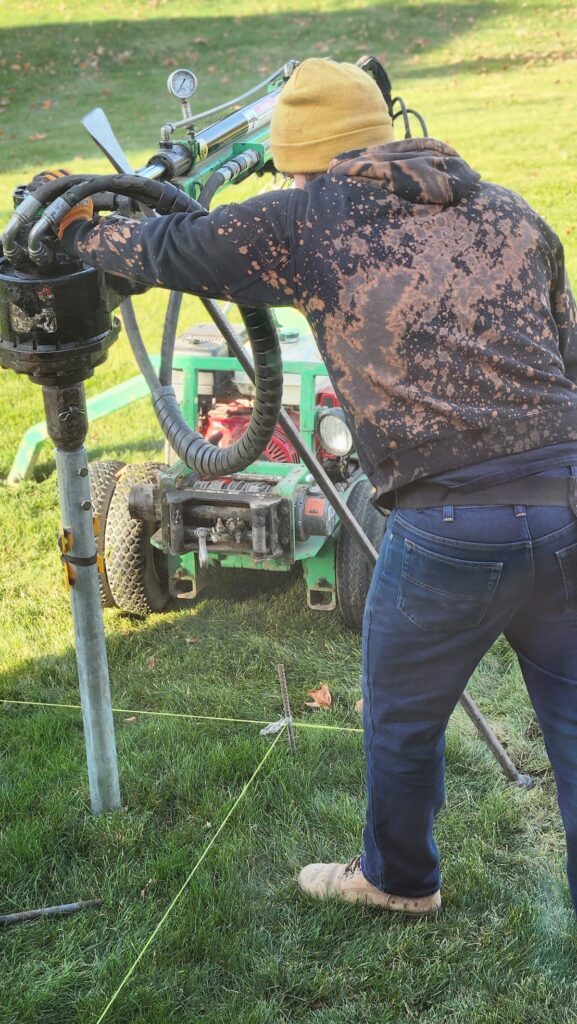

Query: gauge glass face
<box><xmin>167</xmin><ymin>69</ymin><xmax>197</xmax><ymax>100</ymax></box>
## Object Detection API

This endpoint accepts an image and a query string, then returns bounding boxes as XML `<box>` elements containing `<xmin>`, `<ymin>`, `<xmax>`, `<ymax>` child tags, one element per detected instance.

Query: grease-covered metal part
<box><xmin>0</xmin><ymin>256</ymin><xmax>119</xmax><ymax>386</ymax></box>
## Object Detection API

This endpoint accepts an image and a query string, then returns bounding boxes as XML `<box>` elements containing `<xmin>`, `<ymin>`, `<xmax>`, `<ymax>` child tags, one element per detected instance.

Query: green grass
<box><xmin>2</xmin><ymin>0</ymin><xmax>577</xmax><ymax>1021</ymax></box>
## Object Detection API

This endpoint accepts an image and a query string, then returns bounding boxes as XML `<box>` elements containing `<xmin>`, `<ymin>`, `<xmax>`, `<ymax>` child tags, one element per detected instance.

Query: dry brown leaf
<box><xmin>147</xmin><ymin>656</ymin><xmax>157</xmax><ymax>670</ymax></box>
<box><xmin>185</xmin><ymin>635</ymin><xmax>201</xmax><ymax>645</ymax></box>
<box><xmin>123</xmin><ymin>716</ymin><xmax>138</xmax><ymax>724</ymax></box>
<box><xmin>28</xmin><ymin>133</ymin><xmax>47</xmax><ymax>141</ymax></box>
<box><xmin>355</xmin><ymin>698</ymin><xmax>363</xmax><ymax>715</ymax></box>
<box><xmin>40</xmin><ymin>99</ymin><xmax>52</xmax><ymax>109</ymax></box>
<box><xmin>305</xmin><ymin>683</ymin><xmax>332</xmax><ymax>710</ymax></box>
<box><xmin>140</xmin><ymin>878</ymin><xmax>156</xmax><ymax>898</ymax></box>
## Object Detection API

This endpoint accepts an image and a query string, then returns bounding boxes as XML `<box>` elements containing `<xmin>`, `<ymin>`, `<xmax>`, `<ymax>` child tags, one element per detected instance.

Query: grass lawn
<box><xmin>1</xmin><ymin>0</ymin><xmax>577</xmax><ymax>1021</ymax></box>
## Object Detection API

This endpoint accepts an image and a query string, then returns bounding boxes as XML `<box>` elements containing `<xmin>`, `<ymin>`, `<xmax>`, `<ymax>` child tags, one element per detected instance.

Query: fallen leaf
<box><xmin>28</xmin><ymin>132</ymin><xmax>47</xmax><ymax>141</ymax></box>
<box><xmin>123</xmin><ymin>716</ymin><xmax>138</xmax><ymax>724</ymax></box>
<box><xmin>147</xmin><ymin>656</ymin><xmax>157</xmax><ymax>670</ymax></box>
<box><xmin>305</xmin><ymin>683</ymin><xmax>332</xmax><ymax>710</ymax></box>
<box><xmin>40</xmin><ymin>99</ymin><xmax>52</xmax><ymax>109</ymax></box>
<box><xmin>354</xmin><ymin>698</ymin><xmax>363</xmax><ymax>715</ymax></box>
<box><xmin>185</xmin><ymin>635</ymin><xmax>201</xmax><ymax>645</ymax></box>
<box><xmin>140</xmin><ymin>878</ymin><xmax>156</xmax><ymax>898</ymax></box>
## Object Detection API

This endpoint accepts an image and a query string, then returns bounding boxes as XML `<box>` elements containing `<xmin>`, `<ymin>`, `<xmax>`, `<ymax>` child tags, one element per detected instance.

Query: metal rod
<box><xmin>459</xmin><ymin>691</ymin><xmax>531</xmax><ymax>787</ymax></box>
<box><xmin>202</xmin><ymin>300</ymin><xmax>532</xmax><ymax>787</ymax></box>
<box><xmin>278</xmin><ymin>664</ymin><xmax>296</xmax><ymax>754</ymax></box>
<box><xmin>0</xmin><ymin>899</ymin><xmax>102</xmax><ymax>927</ymax></box>
<box><xmin>43</xmin><ymin>384</ymin><xmax>121</xmax><ymax>815</ymax></box>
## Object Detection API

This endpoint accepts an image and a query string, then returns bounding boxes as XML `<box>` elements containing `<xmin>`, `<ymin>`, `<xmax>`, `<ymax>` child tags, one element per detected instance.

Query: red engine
<box><xmin>201</xmin><ymin>382</ymin><xmax>341</xmax><ymax>466</ymax></box>
<box><xmin>204</xmin><ymin>401</ymin><xmax>300</xmax><ymax>464</ymax></box>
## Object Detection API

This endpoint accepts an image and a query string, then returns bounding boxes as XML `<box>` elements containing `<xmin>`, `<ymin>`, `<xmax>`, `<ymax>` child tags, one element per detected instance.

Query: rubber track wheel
<box><xmin>105</xmin><ymin>462</ymin><xmax>169</xmax><ymax>617</ymax></box>
<box><xmin>336</xmin><ymin>476</ymin><xmax>388</xmax><ymax>633</ymax></box>
<box><xmin>88</xmin><ymin>459</ymin><xmax>126</xmax><ymax>608</ymax></box>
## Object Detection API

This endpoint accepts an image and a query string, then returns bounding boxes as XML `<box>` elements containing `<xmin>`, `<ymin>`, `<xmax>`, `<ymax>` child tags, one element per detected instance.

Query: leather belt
<box><xmin>394</xmin><ymin>477</ymin><xmax>577</xmax><ymax>512</ymax></box>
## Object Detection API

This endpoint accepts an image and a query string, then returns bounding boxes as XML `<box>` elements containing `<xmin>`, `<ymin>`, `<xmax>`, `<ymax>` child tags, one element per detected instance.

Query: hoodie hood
<box><xmin>328</xmin><ymin>138</ymin><xmax>481</xmax><ymax>207</ymax></box>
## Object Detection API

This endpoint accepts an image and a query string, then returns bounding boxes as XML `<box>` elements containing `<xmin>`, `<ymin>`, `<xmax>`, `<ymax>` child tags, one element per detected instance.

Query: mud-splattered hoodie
<box><xmin>63</xmin><ymin>138</ymin><xmax>577</xmax><ymax>498</ymax></box>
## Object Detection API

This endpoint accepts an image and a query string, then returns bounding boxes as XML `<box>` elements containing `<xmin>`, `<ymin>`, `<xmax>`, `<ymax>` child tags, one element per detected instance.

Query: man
<box><xmin>56</xmin><ymin>58</ymin><xmax>577</xmax><ymax>916</ymax></box>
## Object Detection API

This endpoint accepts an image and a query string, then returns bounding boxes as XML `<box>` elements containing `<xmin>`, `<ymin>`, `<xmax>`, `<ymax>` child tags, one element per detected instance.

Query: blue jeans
<box><xmin>360</xmin><ymin>467</ymin><xmax>577</xmax><ymax>912</ymax></box>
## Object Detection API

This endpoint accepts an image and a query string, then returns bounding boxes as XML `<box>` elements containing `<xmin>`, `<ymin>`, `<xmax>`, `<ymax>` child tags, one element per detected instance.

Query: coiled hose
<box><xmin>28</xmin><ymin>173</ymin><xmax>284</xmax><ymax>476</ymax></box>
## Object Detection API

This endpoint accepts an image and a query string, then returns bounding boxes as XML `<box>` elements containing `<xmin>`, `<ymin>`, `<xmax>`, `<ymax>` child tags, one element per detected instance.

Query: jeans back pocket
<box><xmin>397</xmin><ymin>538</ymin><xmax>503</xmax><ymax>632</ymax></box>
<box><xmin>556</xmin><ymin>540</ymin><xmax>577</xmax><ymax>616</ymax></box>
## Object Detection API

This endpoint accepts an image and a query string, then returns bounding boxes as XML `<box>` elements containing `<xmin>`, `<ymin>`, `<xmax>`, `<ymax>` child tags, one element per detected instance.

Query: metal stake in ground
<box><xmin>277</xmin><ymin>664</ymin><xmax>296</xmax><ymax>754</ymax></box>
<box><xmin>43</xmin><ymin>383</ymin><xmax>121</xmax><ymax>815</ymax></box>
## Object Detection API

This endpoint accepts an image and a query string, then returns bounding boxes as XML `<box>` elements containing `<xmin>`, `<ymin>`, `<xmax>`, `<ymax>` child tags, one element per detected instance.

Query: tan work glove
<box><xmin>27</xmin><ymin>168</ymin><xmax>94</xmax><ymax>239</ymax></box>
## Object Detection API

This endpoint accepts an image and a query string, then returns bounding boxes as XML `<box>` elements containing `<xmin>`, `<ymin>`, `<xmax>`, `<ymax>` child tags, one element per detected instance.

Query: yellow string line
<box><xmin>94</xmin><ymin>728</ymin><xmax>285</xmax><ymax>1024</ymax></box>
<box><xmin>1</xmin><ymin>699</ymin><xmax>269</xmax><ymax>727</ymax></box>
<box><xmin>0</xmin><ymin>698</ymin><xmax>364</xmax><ymax>734</ymax></box>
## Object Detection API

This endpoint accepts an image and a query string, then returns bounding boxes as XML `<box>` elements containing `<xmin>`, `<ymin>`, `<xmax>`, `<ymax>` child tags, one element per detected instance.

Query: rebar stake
<box><xmin>277</xmin><ymin>664</ymin><xmax>296</xmax><ymax>755</ymax></box>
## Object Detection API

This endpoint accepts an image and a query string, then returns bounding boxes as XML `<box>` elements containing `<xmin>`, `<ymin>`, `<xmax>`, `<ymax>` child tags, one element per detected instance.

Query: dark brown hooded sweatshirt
<box><xmin>63</xmin><ymin>138</ymin><xmax>577</xmax><ymax>499</ymax></box>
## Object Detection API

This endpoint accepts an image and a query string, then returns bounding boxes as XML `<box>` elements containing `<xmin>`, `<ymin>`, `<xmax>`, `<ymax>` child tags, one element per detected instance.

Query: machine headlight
<box><xmin>316</xmin><ymin>409</ymin><xmax>354</xmax><ymax>457</ymax></box>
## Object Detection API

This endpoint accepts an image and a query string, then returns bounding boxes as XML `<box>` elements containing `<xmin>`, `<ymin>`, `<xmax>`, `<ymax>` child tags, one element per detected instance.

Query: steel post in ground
<box><xmin>203</xmin><ymin>299</ymin><xmax>532</xmax><ymax>787</ymax></box>
<box><xmin>43</xmin><ymin>383</ymin><xmax>121</xmax><ymax>815</ymax></box>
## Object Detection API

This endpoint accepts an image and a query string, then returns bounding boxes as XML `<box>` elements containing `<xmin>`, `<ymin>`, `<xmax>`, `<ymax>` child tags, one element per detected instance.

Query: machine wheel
<box><xmin>105</xmin><ymin>462</ymin><xmax>169</xmax><ymax>617</ymax></box>
<box><xmin>336</xmin><ymin>476</ymin><xmax>388</xmax><ymax>633</ymax></box>
<box><xmin>88</xmin><ymin>459</ymin><xmax>126</xmax><ymax>608</ymax></box>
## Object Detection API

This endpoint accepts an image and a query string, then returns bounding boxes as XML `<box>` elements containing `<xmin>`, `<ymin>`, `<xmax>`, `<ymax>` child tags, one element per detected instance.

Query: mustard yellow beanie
<box><xmin>270</xmin><ymin>58</ymin><xmax>394</xmax><ymax>174</ymax></box>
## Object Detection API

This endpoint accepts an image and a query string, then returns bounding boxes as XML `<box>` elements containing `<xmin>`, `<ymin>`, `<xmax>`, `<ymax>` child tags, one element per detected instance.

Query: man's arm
<box><xmin>551</xmin><ymin>238</ymin><xmax>577</xmax><ymax>385</ymax></box>
<box><xmin>60</xmin><ymin>189</ymin><xmax>300</xmax><ymax>308</ymax></box>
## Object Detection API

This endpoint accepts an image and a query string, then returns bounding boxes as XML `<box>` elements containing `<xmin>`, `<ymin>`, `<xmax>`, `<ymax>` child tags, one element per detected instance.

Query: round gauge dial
<box><xmin>167</xmin><ymin>69</ymin><xmax>198</xmax><ymax>100</ymax></box>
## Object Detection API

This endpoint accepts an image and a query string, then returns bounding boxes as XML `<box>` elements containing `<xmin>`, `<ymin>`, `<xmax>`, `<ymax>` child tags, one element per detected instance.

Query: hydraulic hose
<box><xmin>152</xmin><ymin>306</ymin><xmax>283</xmax><ymax>475</ymax></box>
<box><xmin>198</xmin><ymin>171</ymin><xmax>227</xmax><ymax>210</ymax></box>
<box><xmin>159</xmin><ymin>291</ymin><xmax>183</xmax><ymax>387</ymax></box>
<box><xmin>122</xmin><ymin>297</ymin><xmax>283</xmax><ymax>475</ymax></box>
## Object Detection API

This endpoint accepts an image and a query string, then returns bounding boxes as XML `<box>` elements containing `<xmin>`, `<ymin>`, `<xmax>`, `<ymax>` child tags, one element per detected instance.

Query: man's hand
<box><xmin>26</xmin><ymin>168</ymin><xmax>94</xmax><ymax>240</ymax></box>
<box><xmin>56</xmin><ymin>197</ymin><xmax>94</xmax><ymax>240</ymax></box>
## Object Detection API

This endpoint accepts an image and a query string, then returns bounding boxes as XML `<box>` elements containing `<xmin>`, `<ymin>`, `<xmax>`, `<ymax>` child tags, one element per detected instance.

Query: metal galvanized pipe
<box><xmin>43</xmin><ymin>384</ymin><xmax>121</xmax><ymax>814</ymax></box>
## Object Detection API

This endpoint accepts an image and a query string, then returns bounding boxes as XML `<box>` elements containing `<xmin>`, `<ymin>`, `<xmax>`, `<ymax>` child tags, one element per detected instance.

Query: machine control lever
<box><xmin>194</xmin><ymin>527</ymin><xmax>210</xmax><ymax>568</ymax></box>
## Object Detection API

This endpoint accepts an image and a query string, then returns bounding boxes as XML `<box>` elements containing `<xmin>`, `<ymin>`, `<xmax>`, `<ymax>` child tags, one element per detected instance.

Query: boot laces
<box><xmin>344</xmin><ymin>854</ymin><xmax>363</xmax><ymax>877</ymax></box>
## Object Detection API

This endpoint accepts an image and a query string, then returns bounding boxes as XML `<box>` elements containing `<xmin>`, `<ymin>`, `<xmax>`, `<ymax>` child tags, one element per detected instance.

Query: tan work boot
<box><xmin>297</xmin><ymin>856</ymin><xmax>441</xmax><ymax>916</ymax></box>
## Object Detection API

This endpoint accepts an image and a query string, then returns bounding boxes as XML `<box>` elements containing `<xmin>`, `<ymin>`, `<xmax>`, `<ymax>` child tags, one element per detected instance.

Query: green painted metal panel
<box><xmin>302</xmin><ymin>538</ymin><xmax>337</xmax><ymax>592</ymax></box>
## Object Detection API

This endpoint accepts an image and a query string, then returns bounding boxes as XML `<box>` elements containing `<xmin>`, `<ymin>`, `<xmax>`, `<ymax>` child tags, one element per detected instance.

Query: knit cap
<box><xmin>270</xmin><ymin>58</ymin><xmax>394</xmax><ymax>174</ymax></box>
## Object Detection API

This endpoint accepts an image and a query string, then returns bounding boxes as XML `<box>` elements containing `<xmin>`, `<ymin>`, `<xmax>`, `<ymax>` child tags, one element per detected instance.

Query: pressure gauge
<box><xmin>167</xmin><ymin>69</ymin><xmax>198</xmax><ymax>100</ymax></box>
